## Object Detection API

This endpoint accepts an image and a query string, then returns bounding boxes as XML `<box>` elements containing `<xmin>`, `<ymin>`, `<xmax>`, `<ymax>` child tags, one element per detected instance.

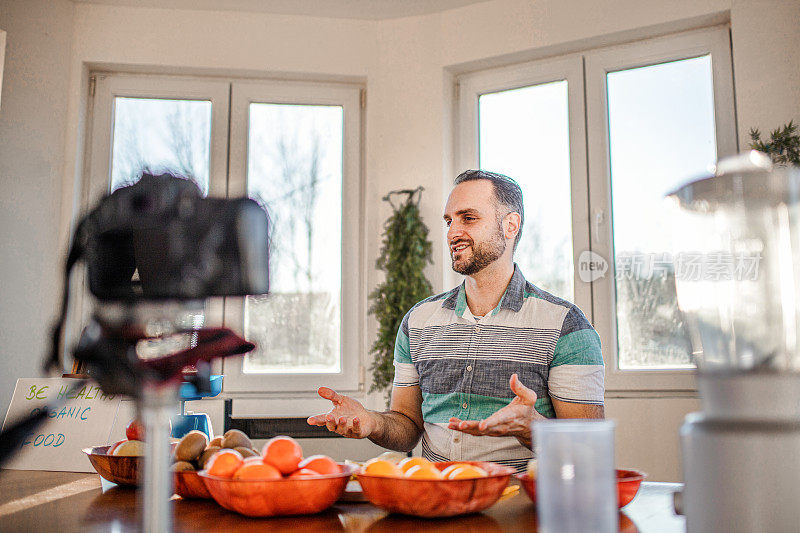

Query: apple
<box><xmin>112</xmin><ymin>439</ymin><xmax>145</xmax><ymax>456</ymax></box>
<box><xmin>124</xmin><ymin>418</ymin><xmax>174</xmax><ymax>441</ymax></box>
<box><xmin>107</xmin><ymin>439</ymin><xmax>127</xmax><ymax>455</ymax></box>
<box><xmin>126</xmin><ymin>419</ymin><xmax>145</xmax><ymax>441</ymax></box>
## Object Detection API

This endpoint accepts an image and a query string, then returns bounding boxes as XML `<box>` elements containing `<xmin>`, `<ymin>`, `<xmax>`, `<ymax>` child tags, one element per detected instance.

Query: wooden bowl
<box><xmin>516</xmin><ymin>468</ymin><xmax>647</xmax><ymax>508</ymax></box>
<box><xmin>83</xmin><ymin>445</ymin><xmax>141</xmax><ymax>486</ymax></box>
<box><xmin>198</xmin><ymin>463</ymin><xmax>355</xmax><ymax>517</ymax></box>
<box><xmin>357</xmin><ymin>461</ymin><xmax>513</xmax><ymax>518</ymax></box>
<box><xmin>174</xmin><ymin>470</ymin><xmax>212</xmax><ymax>499</ymax></box>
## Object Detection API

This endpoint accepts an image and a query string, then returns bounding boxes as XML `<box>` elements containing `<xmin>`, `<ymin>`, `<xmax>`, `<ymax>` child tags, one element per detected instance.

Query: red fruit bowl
<box><xmin>357</xmin><ymin>461</ymin><xmax>513</xmax><ymax>518</ymax></box>
<box><xmin>174</xmin><ymin>470</ymin><xmax>212</xmax><ymax>499</ymax></box>
<box><xmin>616</xmin><ymin>469</ymin><xmax>647</xmax><ymax>507</ymax></box>
<box><xmin>516</xmin><ymin>468</ymin><xmax>647</xmax><ymax>508</ymax></box>
<box><xmin>198</xmin><ymin>463</ymin><xmax>355</xmax><ymax>517</ymax></box>
<box><xmin>83</xmin><ymin>445</ymin><xmax>141</xmax><ymax>487</ymax></box>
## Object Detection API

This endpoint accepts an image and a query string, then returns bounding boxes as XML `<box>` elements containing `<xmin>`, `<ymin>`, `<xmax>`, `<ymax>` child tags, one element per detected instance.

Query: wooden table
<box><xmin>0</xmin><ymin>470</ymin><xmax>685</xmax><ymax>532</ymax></box>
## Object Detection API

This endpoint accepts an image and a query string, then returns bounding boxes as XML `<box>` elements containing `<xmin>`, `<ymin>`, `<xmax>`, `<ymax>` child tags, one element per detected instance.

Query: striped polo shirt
<box><xmin>393</xmin><ymin>264</ymin><xmax>604</xmax><ymax>472</ymax></box>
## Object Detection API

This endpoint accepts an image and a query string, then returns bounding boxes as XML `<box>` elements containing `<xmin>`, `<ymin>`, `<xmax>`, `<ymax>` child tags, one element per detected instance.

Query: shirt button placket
<box><xmin>456</xmin><ymin>318</ymin><xmax>480</xmax><ymax>461</ymax></box>
<box><xmin>464</xmin><ymin>322</ymin><xmax>479</xmax><ymax>416</ymax></box>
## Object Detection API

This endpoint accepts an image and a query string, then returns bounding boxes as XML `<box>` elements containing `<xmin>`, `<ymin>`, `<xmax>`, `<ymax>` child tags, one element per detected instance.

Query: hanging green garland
<box><xmin>368</xmin><ymin>187</ymin><xmax>433</xmax><ymax>403</ymax></box>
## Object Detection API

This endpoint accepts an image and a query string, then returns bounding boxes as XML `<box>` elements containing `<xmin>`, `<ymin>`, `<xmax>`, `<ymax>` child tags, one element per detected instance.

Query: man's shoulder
<box><xmin>521</xmin><ymin>281</ymin><xmax>593</xmax><ymax>336</ymax></box>
<box><xmin>400</xmin><ymin>286</ymin><xmax>460</xmax><ymax>333</ymax></box>
<box><xmin>407</xmin><ymin>286</ymin><xmax>459</xmax><ymax>316</ymax></box>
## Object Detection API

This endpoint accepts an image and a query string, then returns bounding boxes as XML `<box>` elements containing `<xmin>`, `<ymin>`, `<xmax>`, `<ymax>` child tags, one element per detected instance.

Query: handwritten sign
<box><xmin>1</xmin><ymin>378</ymin><xmax>122</xmax><ymax>472</ymax></box>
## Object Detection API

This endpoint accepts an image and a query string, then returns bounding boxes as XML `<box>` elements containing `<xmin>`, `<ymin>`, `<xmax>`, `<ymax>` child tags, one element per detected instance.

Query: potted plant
<box><xmin>749</xmin><ymin>121</ymin><xmax>800</xmax><ymax>166</ymax></box>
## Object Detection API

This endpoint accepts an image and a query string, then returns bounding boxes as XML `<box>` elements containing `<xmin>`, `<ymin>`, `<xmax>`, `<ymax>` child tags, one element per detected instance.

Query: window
<box><xmin>604</xmin><ymin>56</ymin><xmax>716</xmax><ymax>371</ymax></box>
<box><xmin>225</xmin><ymin>81</ymin><xmax>362</xmax><ymax>392</ymax></box>
<box><xmin>479</xmin><ymin>81</ymin><xmax>574</xmax><ymax>300</ymax></box>
<box><xmin>110</xmin><ymin>97</ymin><xmax>213</xmax><ymax>194</ymax></box>
<box><xmin>458</xmin><ymin>26</ymin><xmax>736</xmax><ymax>390</ymax></box>
<box><xmin>87</xmin><ymin>75</ymin><xmax>363</xmax><ymax>396</ymax></box>
<box><xmin>457</xmin><ymin>55</ymin><xmax>591</xmax><ymax>312</ymax></box>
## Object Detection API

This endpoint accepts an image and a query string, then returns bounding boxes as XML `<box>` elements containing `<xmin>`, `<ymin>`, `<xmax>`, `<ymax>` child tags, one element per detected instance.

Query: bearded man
<box><xmin>308</xmin><ymin>170</ymin><xmax>605</xmax><ymax>470</ymax></box>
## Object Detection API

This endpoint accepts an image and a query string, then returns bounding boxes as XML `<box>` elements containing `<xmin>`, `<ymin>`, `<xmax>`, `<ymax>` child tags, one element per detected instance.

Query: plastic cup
<box><xmin>534</xmin><ymin>419</ymin><xmax>617</xmax><ymax>533</ymax></box>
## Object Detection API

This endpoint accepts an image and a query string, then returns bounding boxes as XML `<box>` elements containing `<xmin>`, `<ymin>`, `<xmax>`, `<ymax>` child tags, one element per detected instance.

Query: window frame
<box><xmin>87</xmin><ymin>74</ymin><xmax>231</xmax><ymax>204</ymax></box>
<box><xmin>81</xmin><ymin>74</ymin><xmax>231</xmax><ymax>363</ymax></box>
<box><xmin>455</xmin><ymin>54</ymin><xmax>592</xmax><ymax>319</ymax></box>
<box><xmin>83</xmin><ymin>73</ymin><xmax>364</xmax><ymax>398</ymax></box>
<box><xmin>222</xmin><ymin>79</ymin><xmax>364</xmax><ymax>393</ymax></box>
<box><xmin>585</xmin><ymin>26</ymin><xmax>736</xmax><ymax>391</ymax></box>
<box><xmin>456</xmin><ymin>26</ymin><xmax>736</xmax><ymax>392</ymax></box>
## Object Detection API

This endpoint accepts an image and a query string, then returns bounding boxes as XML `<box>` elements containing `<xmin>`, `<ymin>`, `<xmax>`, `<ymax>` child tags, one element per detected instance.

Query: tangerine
<box><xmin>232</xmin><ymin>462</ymin><xmax>281</xmax><ymax>481</ymax></box>
<box><xmin>298</xmin><ymin>455</ymin><xmax>341</xmax><ymax>475</ymax></box>
<box><xmin>362</xmin><ymin>459</ymin><xmax>402</xmax><ymax>477</ymax></box>
<box><xmin>442</xmin><ymin>464</ymin><xmax>488</xmax><ymax>479</ymax></box>
<box><xmin>261</xmin><ymin>436</ymin><xmax>303</xmax><ymax>474</ymax></box>
<box><xmin>206</xmin><ymin>449</ymin><xmax>244</xmax><ymax>478</ymax></box>
<box><xmin>398</xmin><ymin>456</ymin><xmax>431</xmax><ymax>474</ymax></box>
<box><xmin>404</xmin><ymin>464</ymin><xmax>444</xmax><ymax>479</ymax></box>
<box><xmin>288</xmin><ymin>468</ymin><xmax>321</xmax><ymax>479</ymax></box>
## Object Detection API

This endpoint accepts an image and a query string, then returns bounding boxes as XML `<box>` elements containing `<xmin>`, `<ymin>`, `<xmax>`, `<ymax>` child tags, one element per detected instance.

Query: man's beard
<box><xmin>451</xmin><ymin>223</ymin><xmax>506</xmax><ymax>276</ymax></box>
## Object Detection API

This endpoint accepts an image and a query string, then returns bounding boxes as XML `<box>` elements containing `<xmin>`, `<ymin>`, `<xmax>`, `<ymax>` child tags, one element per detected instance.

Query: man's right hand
<box><xmin>306</xmin><ymin>387</ymin><xmax>377</xmax><ymax>439</ymax></box>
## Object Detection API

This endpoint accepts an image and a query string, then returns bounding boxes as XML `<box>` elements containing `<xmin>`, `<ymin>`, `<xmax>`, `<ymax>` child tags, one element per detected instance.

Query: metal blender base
<box><xmin>681</xmin><ymin>371</ymin><xmax>800</xmax><ymax>532</ymax></box>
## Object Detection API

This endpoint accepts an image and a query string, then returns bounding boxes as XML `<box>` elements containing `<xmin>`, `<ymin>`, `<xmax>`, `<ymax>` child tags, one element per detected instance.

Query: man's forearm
<box><xmin>367</xmin><ymin>410</ymin><xmax>423</xmax><ymax>452</ymax></box>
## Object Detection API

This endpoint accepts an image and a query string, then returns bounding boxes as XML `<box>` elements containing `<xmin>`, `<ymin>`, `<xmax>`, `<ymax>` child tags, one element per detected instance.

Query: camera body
<box><xmin>78</xmin><ymin>173</ymin><xmax>269</xmax><ymax>300</ymax></box>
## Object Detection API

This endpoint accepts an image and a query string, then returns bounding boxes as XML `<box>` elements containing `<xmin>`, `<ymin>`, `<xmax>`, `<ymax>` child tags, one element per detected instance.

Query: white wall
<box><xmin>0</xmin><ymin>0</ymin><xmax>75</xmax><ymax>419</ymax></box>
<box><xmin>0</xmin><ymin>0</ymin><xmax>798</xmax><ymax>480</ymax></box>
<box><xmin>730</xmin><ymin>0</ymin><xmax>800</xmax><ymax>145</ymax></box>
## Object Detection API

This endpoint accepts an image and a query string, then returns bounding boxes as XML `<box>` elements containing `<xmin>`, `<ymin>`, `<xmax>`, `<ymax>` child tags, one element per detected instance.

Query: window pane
<box><xmin>607</xmin><ymin>55</ymin><xmax>716</xmax><ymax>369</ymax></box>
<box><xmin>244</xmin><ymin>104</ymin><xmax>343</xmax><ymax>373</ymax></box>
<box><xmin>111</xmin><ymin>97</ymin><xmax>211</xmax><ymax>194</ymax></box>
<box><xmin>479</xmin><ymin>81</ymin><xmax>574</xmax><ymax>300</ymax></box>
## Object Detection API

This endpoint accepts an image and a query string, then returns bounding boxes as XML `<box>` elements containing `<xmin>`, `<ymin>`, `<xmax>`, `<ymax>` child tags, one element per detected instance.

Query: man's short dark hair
<box><xmin>454</xmin><ymin>169</ymin><xmax>524</xmax><ymax>250</ymax></box>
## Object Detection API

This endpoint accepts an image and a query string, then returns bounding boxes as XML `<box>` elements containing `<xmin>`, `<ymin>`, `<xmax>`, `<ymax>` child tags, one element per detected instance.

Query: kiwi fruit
<box><xmin>197</xmin><ymin>446</ymin><xmax>221</xmax><ymax>469</ymax></box>
<box><xmin>174</xmin><ymin>431</ymin><xmax>208</xmax><ymax>462</ymax></box>
<box><xmin>171</xmin><ymin>461</ymin><xmax>195</xmax><ymax>472</ymax></box>
<box><xmin>209</xmin><ymin>436</ymin><xmax>224</xmax><ymax>448</ymax></box>
<box><xmin>222</xmin><ymin>429</ymin><xmax>252</xmax><ymax>449</ymax></box>
<box><xmin>234</xmin><ymin>446</ymin><xmax>258</xmax><ymax>458</ymax></box>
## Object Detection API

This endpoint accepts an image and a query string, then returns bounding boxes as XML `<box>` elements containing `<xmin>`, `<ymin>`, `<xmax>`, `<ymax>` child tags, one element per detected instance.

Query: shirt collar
<box><xmin>444</xmin><ymin>264</ymin><xmax>527</xmax><ymax>317</ymax></box>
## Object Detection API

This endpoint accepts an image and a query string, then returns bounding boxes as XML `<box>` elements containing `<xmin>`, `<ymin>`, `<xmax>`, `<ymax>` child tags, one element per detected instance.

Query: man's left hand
<box><xmin>447</xmin><ymin>373</ymin><xmax>544</xmax><ymax>449</ymax></box>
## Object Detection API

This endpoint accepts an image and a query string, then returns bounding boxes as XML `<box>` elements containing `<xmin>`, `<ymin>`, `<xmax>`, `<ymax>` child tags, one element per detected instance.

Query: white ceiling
<box><xmin>71</xmin><ymin>0</ymin><xmax>492</xmax><ymax>20</ymax></box>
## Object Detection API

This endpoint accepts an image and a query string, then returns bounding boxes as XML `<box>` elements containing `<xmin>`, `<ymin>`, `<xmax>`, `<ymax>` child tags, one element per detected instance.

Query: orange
<box><xmin>288</xmin><ymin>468</ymin><xmax>321</xmax><ymax>479</ymax></box>
<box><xmin>398</xmin><ymin>456</ymin><xmax>431</xmax><ymax>474</ymax></box>
<box><xmin>362</xmin><ymin>459</ymin><xmax>402</xmax><ymax>477</ymax></box>
<box><xmin>233</xmin><ymin>462</ymin><xmax>281</xmax><ymax>481</ymax></box>
<box><xmin>404</xmin><ymin>464</ymin><xmax>444</xmax><ymax>479</ymax></box>
<box><xmin>261</xmin><ymin>436</ymin><xmax>303</xmax><ymax>475</ymax></box>
<box><xmin>298</xmin><ymin>454</ymin><xmax>342</xmax><ymax>475</ymax></box>
<box><xmin>206</xmin><ymin>449</ymin><xmax>244</xmax><ymax>478</ymax></box>
<box><xmin>441</xmin><ymin>464</ymin><xmax>488</xmax><ymax>479</ymax></box>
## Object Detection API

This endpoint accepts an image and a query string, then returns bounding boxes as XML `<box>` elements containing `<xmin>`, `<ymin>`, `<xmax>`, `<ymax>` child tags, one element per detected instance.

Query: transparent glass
<box><xmin>607</xmin><ymin>55</ymin><xmax>716</xmax><ymax>369</ymax></box>
<box><xmin>669</xmin><ymin>166</ymin><xmax>800</xmax><ymax>371</ymax></box>
<box><xmin>534</xmin><ymin>419</ymin><xmax>617</xmax><ymax>533</ymax></box>
<box><xmin>244</xmin><ymin>103</ymin><xmax>343</xmax><ymax>373</ymax></box>
<box><xmin>111</xmin><ymin>97</ymin><xmax>211</xmax><ymax>194</ymax></box>
<box><xmin>479</xmin><ymin>80</ymin><xmax>574</xmax><ymax>300</ymax></box>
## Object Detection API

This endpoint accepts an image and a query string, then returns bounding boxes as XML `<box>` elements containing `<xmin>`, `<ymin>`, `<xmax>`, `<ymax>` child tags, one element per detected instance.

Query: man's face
<box><xmin>443</xmin><ymin>180</ymin><xmax>507</xmax><ymax>276</ymax></box>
